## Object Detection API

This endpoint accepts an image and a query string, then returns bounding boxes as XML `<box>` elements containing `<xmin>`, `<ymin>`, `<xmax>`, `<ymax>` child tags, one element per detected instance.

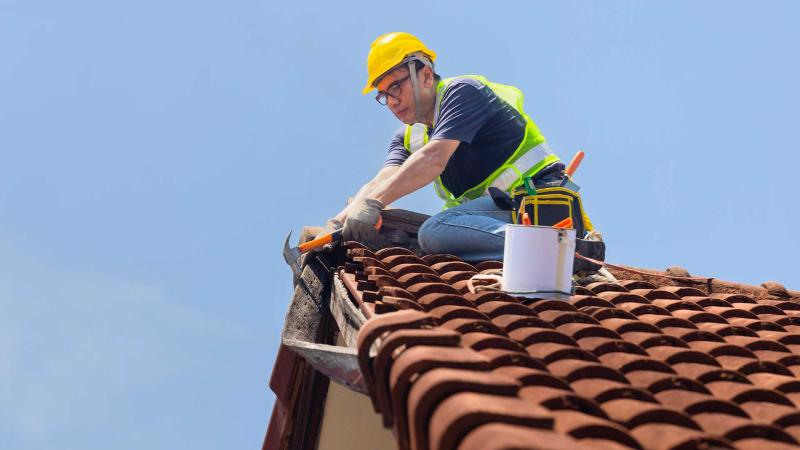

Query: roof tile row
<box><xmin>346</xmin><ymin>242</ymin><xmax>800</xmax><ymax>450</ymax></box>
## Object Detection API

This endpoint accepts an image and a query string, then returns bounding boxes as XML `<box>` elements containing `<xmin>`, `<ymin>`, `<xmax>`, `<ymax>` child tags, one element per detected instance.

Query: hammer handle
<box><xmin>565</xmin><ymin>151</ymin><xmax>585</xmax><ymax>177</ymax></box>
<box><xmin>297</xmin><ymin>216</ymin><xmax>383</xmax><ymax>253</ymax></box>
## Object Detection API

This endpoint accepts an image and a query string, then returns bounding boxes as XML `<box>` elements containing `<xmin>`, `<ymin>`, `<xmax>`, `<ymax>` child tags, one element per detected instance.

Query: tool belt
<box><xmin>510</xmin><ymin>183</ymin><xmax>588</xmax><ymax>239</ymax></box>
<box><xmin>488</xmin><ymin>178</ymin><xmax>605</xmax><ymax>273</ymax></box>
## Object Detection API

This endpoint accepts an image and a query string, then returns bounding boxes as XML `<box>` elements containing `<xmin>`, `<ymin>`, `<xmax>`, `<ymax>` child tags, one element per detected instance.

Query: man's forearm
<box><xmin>371</xmin><ymin>139</ymin><xmax>459</xmax><ymax>205</ymax></box>
<box><xmin>332</xmin><ymin>166</ymin><xmax>399</xmax><ymax>223</ymax></box>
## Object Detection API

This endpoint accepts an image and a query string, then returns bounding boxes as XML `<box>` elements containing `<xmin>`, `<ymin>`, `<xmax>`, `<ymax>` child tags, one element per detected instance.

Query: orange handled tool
<box><xmin>565</xmin><ymin>151</ymin><xmax>585</xmax><ymax>177</ymax></box>
<box><xmin>284</xmin><ymin>216</ymin><xmax>384</xmax><ymax>276</ymax></box>
<box><xmin>297</xmin><ymin>216</ymin><xmax>383</xmax><ymax>254</ymax></box>
<box><xmin>553</xmin><ymin>217</ymin><xmax>573</xmax><ymax>229</ymax></box>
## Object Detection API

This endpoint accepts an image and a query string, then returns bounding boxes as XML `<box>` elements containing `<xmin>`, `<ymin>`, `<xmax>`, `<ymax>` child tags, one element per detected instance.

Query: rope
<box><xmin>467</xmin><ymin>269</ymin><xmax>503</xmax><ymax>293</ymax></box>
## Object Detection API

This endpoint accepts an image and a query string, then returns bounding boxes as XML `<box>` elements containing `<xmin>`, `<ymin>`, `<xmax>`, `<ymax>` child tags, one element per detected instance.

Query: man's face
<box><xmin>375</xmin><ymin>67</ymin><xmax>419</xmax><ymax>124</ymax></box>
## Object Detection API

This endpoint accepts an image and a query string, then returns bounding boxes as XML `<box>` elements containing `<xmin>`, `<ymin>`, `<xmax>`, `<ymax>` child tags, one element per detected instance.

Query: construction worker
<box><xmin>321</xmin><ymin>32</ymin><xmax>573</xmax><ymax>262</ymax></box>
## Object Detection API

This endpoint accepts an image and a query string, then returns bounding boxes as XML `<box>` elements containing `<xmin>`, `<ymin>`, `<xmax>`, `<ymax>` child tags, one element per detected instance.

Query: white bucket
<box><xmin>502</xmin><ymin>225</ymin><xmax>576</xmax><ymax>299</ymax></box>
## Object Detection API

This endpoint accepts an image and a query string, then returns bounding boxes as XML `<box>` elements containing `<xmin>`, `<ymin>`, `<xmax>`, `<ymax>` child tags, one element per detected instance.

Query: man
<box><xmin>322</xmin><ymin>32</ymin><xmax>575</xmax><ymax>261</ymax></box>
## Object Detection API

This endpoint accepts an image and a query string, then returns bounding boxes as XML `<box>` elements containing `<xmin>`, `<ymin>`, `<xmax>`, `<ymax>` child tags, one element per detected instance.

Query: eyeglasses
<box><xmin>374</xmin><ymin>75</ymin><xmax>411</xmax><ymax>106</ymax></box>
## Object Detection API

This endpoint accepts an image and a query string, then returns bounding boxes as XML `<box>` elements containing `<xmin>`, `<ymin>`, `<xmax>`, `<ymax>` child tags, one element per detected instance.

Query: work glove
<box><xmin>343</xmin><ymin>198</ymin><xmax>384</xmax><ymax>242</ymax></box>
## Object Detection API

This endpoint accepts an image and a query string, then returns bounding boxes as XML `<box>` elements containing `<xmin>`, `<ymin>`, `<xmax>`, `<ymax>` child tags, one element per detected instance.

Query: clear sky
<box><xmin>1</xmin><ymin>1</ymin><xmax>798</xmax><ymax>449</ymax></box>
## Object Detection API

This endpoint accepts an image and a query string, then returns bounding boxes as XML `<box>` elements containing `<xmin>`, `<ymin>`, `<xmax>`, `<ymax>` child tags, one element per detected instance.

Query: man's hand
<box><xmin>311</xmin><ymin>218</ymin><xmax>343</xmax><ymax>252</ymax></box>
<box><xmin>343</xmin><ymin>198</ymin><xmax>384</xmax><ymax>242</ymax></box>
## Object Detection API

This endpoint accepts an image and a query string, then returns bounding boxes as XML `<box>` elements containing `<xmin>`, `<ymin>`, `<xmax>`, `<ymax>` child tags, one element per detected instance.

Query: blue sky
<box><xmin>1</xmin><ymin>1</ymin><xmax>798</xmax><ymax>448</ymax></box>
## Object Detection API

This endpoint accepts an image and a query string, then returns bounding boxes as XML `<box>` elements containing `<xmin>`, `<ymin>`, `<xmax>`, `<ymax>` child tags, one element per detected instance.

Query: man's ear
<box><xmin>424</xmin><ymin>67</ymin><xmax>434</xmax><ymax>88</ymax></box>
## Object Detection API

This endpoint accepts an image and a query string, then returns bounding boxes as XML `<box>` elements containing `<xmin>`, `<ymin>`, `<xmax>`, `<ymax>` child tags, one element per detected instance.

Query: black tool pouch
<box><xmin>510</xmin><ymin>185</ymin><xmax>588</xmax><ymax>239</ymax></box>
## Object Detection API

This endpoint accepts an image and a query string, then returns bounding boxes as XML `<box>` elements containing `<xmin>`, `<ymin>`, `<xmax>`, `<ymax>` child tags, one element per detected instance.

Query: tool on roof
<box><xmin>560</xmin><ymin>150</ymin><xmax>585</xmax><ymax>192</ymax></box>
<box><xmin>283</xmin><ymin>217</ymin><xmax>383</xmax><ymax>275</ymax></box>
<box><xmin>553</xmin><ymin>217</ymin><xmax>573</xmax><ymax>229</ymax></box>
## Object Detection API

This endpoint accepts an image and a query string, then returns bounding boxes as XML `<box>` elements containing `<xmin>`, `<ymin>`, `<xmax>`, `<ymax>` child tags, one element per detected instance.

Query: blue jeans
<box><xmin>418</xmin><ymin>197</ymin><xmax>512</xmax><ymax>262</ymax></box>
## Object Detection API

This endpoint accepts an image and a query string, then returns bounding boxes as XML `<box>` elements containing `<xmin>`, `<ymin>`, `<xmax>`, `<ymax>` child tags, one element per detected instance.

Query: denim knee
<box><xmin>417</xmin><ymin>215</ymin><xmax>442</xmax><ymax>254</ymax></box>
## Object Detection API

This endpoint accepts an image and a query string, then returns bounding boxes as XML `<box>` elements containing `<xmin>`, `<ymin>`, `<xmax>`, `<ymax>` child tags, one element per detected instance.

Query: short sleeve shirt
<box><xmin>384</xmin><ymin>77</ymin><xmax>563</xmax><ymax>198</ymax></box>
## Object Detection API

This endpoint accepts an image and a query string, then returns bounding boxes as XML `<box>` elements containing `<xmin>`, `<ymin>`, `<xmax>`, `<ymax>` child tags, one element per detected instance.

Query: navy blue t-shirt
<box><xmin>384</xmin><ymin>77</ymin><xmax>564</xmax><ymax>198</ymax></box>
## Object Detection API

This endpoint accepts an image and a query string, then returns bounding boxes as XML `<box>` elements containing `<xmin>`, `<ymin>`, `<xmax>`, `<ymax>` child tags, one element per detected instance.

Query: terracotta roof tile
<box><xmin>343</xmin><ymin>244</ymin><xmax>800</xmax><ymax>449</ymax></box>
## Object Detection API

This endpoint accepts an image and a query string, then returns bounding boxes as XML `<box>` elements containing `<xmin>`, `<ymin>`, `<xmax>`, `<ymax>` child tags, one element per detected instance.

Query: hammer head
<box><xmin>283</xmin><ymin>231</ymin><xmax>302</xmax><ymax>277</ymax></box>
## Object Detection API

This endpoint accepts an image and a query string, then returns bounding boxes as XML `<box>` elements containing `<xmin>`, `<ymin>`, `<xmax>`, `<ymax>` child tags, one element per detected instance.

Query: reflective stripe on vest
<box><xmin>403</xmin><ymin>75</ymin><xmax>559</xmax><ymax>209</ymax></box>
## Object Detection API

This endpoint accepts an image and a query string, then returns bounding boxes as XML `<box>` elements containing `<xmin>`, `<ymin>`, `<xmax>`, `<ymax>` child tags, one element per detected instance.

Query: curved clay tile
<box><xmin>406</xmin><ymin>282</ymin><xmax>461</xmax><ymax>298</ymax></box>
<box><xmin>639</xmin><ymin>315</ymin><xmax>699</xmax><ymax>330</ymax></box>
<box><xmin>524</xmin><ymin>342</ymin><xmax>587</xmax><ymax>362</ymax></box>
<box><xmin>492</xmin><ymin>366</ymin><xmax>572</xmax><ymax>391</ymax></box>
<box><xmin>531</xmin><ymin>299</ymin><xmax>579</xmax><ymax>314</ymax></box>
<box><xmin>477</xmin><ymin>301</ymin><xmax>535</xmax><ymax>318</ymax></box>
<box><xmin>658</xmin><ymin>286</ymin><xmax>708</xmax><ymax>298</ymax></box>
<box><xmin>374</xmin><ymin>246</ymin><xmax>416</xmax><ymax>259</ymax></box>
<box><xmin>573</xmin><ymin>286</ymin><xmax>595</xmax><ymax>296</ymax></box>
<box><xmin>709</xmin><ymin>293</ymin><xmax>758</xmax><ymax>304</ymax></box>
<box><xmin>381</xmin><ymin>254</ymin><xmax>426</xmax><ymax>268</ymax></box>
<box><xmin>600</xmin><ymin>398</ymin><xmax>701</xmax><ymax>430</ymax></box>
<box><xmin>387</xmin><ymin>345</ymin><xmax>490</xmax><ymax>427</ymax></box>
<box><xmin>569</xmin><ymin>295</ymin><xmax>615</xmax><ymax>310</ymax></box>
<box><xmin>703</xmin><ymin>306</ymin><xmax>760</xmax><ymax>320</ymax></box>
<box><xmin>427</xmin><ymin>392</ymin><xmax>554</xmax><ymax>450</ymax></box>
<box><xmin>561</xmin><ymin>324</ymin><xmax>623</xmax><ymax>342</ymax></box>
<box><xmin>396</xmin><ymin>270</ymin><xmax>443</xmax><ymax>286</ymax></box>
<box><xmin>570</xmin><ymin>378</ymin><xmax>658</xmax><ymax>405</ymax></box>
<box><xmin>629</xmin><ymin>423</ymin><xmax>734</xmax><ymax>450</ymax></box>
<box><xmin>459</xmin><ymin>422</ymin><xmax>589</xmax><ymax>450</ymax></box>
<box><xmin>428</xmin><ymin>305</ymin><xmax>488</xmax><ymax>323</ymax></box>
<box><xmin>597</xmin><ymin>291</ymin><xmax>651</xmax><ymax>305</ymax></box>
<box><xmin>546</xmin><ymin>359</ymin><xmax>629</xmax><ymax>384</ymax></box>
<box><xmin>518</xmin><ymin>386</ymin><xmax>608</xmax><ymax>419</ymax></box>
<box><xmin>691</xmin><ymin>413</ymin><xmax>799</xmax><ymax>445</ymax></box>
<box><xmin>748</xmin><ymin>373</ymin><xmax>800</xmax><ymax>394</ymax></box>
<box><xmin>509</xmin><ymin>327</ymin><xmax>577</xmax><ymax>347</ymax></box>
<box><xmin>599</xmin><ymin>353</ymin><xmax>676</xmax><ymax>375</ymax></box>
<box><xmin>440</xmin><ymin>317</ymin><xmax>507</xmax><ymax>336</ymax></box>
<box><xmin>625</xmin><ymin>371</ymin><xmax>711</xmax><ymax>395</ymax></box>
<box><xmin>629</xmin><ymin>288</ymin><xmax>681</xmax><ymax>301</ymax></box>
<box><xmin>586</xmin><ymin>281</ymin><xmax>629</xmax><ymax>294</ymax></box>
<box><xmin>438</xmin><ymin>270</ymin><xmax>475</xmax><ymax>284</ymax></box>
<box><xmin>592</xmin><ymin>308</ymin><xmax>639</xmax><ymax>321</ymax></box>
<box><xmin>616</xmin><ymin>303</ymin><xmax>672</xmax><ymax>317</ymax></box>
<box><xmin>551</xmin><ymin>410</ymin><xmax>645</xmax><ymax>449</ymax></box>
<box><xmin>618</xmin><ymin>280</ymin><xmax>657</xmax><ymax>290</ymax></box>
<box><xmin>420</xmin><ymin>253</ymin><xmax>461</xmax><ymax>266</ymax></box>
<box><xmin>463</xmin><ymin>290</ymin><xmax>517</xmax><ymax>305</ymax></box>
<box><xmin>620</xmin><ymin>332</ymin><xmax>688</xmax><ymax>349</ymax></box>
<box><xmin>600</xmin><ymin>318</ymin><xmax>663</xmax><ymax>335</ymax></box>
<box><xmin>473</xmin><ymin>260</ymin><xmax>502</xmax><ymax>272</ymax></box>
<box><xmin>372</xmin><ymin>328</ymin><xmax>462</xmax><ymax>418</ymax></box>
<box><xmin>405</xmin><ymin>368</ymin><xmax>520</xmax><ymax>450</ymax></box>
<box><xmin>694</xmin><ymin>322</ymin><xmax>759</xmax><ymax>337</ymax></box>
<box><xmin>704</xmin><ymin>380</ymin><xmax>794</xmax><ymax>406</ymax></box>
<box><xmin>687</xmin><ymin>296</ymin><xmax>733</xmax><ymax>308</ymax></box>
<box><xmin>491</xmin><ymin>314</ymin><xmax>552</xmax><ymax>333</ymax></box>
<box><xmin>654</xmin><ymin>389</ymin><xmax>749</xmax><ymax>417</ymax></box>
<box><xmin>460</xmin><ymin>332</ymin><xmax>525</xmax><ymax>353</ymax></box>
<box><xmin>650</xmin><ymin>299</ymin><xmax>705</xmax><ymax>312</ymax></box>
<box><xmin>430</xmin><ymin>260</ymin><xmax>477</xmax><ymax>275</ymax></box>
<box><xmin>478</xmin><ymin>348</ymin><xmax>546</xmax><ymax>371</ymax></box>
<box><xmin>416</xmin><ymin>293</ymin><xmax>473</xmax><ymax>310</ymax></box>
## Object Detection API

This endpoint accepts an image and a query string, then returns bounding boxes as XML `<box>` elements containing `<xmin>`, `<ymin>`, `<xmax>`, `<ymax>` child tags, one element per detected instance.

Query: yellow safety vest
<box><xmin>403</xmin><ymin>75</ymin><xmax>560</xmax><ymax>209</ymax></box>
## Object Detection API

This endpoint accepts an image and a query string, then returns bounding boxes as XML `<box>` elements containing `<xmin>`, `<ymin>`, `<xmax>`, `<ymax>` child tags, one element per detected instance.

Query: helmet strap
<box><xmin>407</xmin><ymin>60</ymin><xmax>423</xmax><ymax>124</ymax></box>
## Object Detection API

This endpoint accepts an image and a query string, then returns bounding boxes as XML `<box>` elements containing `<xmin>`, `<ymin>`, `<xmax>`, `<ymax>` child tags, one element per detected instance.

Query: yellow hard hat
<box><xmin>362</xmin><ymin>32</ymin><xmax>437</xmax><ymax>94</ymax></box>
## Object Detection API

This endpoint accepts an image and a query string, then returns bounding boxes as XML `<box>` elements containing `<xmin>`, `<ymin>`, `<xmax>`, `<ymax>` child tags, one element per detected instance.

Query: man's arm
<box><xmin>331</xmin><ymin>165</ymin><xmax>399</xmax><ymax>224</ymax></box>
<box><xmin>370</xmin><ymin>138</ymin><xmax>460</xmax><ymax>205</ymax></box>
